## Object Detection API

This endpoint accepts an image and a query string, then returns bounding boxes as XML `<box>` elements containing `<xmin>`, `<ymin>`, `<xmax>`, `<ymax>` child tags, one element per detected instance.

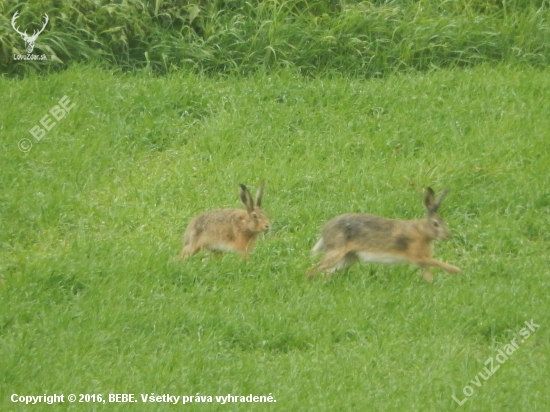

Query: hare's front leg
<box><xmin>430</xmin><ymin>259</ymin><xmax>461</xmax><ymax>274</ymax></box>
<box><xmin>414</xmin><ymin>258</ymin><xmax>461</xmax><ymax>274</ymax></box>
<box><xmin>420</xmin><ymin>266</ymin><xmax>434</xmax><ymax>283</ymax></box>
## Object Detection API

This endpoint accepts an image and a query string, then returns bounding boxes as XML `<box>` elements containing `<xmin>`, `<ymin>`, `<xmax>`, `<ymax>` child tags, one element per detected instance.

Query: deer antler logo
<box><xmin>11</xmin><ymin>11</ymin><xmax>49</xmax><ymax>54</ymax></box>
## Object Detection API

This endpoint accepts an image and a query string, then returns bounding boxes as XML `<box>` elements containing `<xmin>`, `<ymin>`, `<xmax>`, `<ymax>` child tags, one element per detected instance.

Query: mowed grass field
<box><xmin>1</xmin><ymin>65</ymin><xmax>549</xmax><ymax>411</ymax></box>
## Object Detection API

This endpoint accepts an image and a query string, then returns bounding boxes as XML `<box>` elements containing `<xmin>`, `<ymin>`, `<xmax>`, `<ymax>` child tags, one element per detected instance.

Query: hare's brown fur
<box><xmin>179</xmin><ymin>184</ymin><xmax>270</xmax><ymax>259</ymax></box>
<box><xmin>309</xmin><ymin>188</ymin><xmax>460</xmax><ymax>282</ymax></box>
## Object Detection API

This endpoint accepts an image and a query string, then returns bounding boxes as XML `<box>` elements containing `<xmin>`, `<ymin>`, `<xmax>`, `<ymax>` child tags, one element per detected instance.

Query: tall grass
<box><xmin>1</xmin><ymin>0</ymin><xmax>549</xmax><ymax>76</ymax></box>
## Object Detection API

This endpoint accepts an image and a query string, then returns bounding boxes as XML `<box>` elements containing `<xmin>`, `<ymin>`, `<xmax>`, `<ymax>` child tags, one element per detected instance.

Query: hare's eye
<box><xmin>432</xmin><ymin>220</ymin><xmax>440</xmax><ymax>228</ymax></box>
<box><xmin>252</xmin><ymin>213</ymin><xmax>258</xmax><ymax>219</ymax></box>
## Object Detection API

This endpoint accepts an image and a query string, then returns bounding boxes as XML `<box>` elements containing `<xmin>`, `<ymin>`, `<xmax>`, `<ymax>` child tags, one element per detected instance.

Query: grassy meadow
<box><xmin>1</xmin><ymin>64</ymin><xmax>550</xmax><ymax>410</ymax></box>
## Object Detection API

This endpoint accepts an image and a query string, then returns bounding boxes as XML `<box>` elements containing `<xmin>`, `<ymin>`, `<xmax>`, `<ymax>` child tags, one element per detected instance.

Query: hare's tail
<box><xmin>311</xmin><ymin>237</ymin><xmax>325</xmax><ymax>255</ymax></box>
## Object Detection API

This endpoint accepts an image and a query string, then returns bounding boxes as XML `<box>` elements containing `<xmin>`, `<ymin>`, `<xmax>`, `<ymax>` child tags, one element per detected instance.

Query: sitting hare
<box><xmin>309</xmin><ymin>188</ymin><xmax>460</xmax><ymax>282</ymax></box>
<box><xmin>179</xmin><ymin>183</ymin><xmax>270</xmax><ymax>259</ymax></box>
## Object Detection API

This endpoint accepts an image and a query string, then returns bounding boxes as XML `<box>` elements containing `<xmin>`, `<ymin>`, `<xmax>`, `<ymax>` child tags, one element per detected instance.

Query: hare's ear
<box><xmin>424</xmin><ymin>187</ymin><xmax>436</xmax><ymax>213</ymax></box>
<box><xmin>239</xmin><ymin>184</ymin><xmax>254</xmax><ymax>213</ymax></box>
<box><xmin>255</xmin><ymin>181</ymin><xmax>265</xmax><ymax>208</ymax></box>
<box><xmin>435</xmin><ymin>188</ymin><xmax>449</xmax><ymax>210</ymax></box>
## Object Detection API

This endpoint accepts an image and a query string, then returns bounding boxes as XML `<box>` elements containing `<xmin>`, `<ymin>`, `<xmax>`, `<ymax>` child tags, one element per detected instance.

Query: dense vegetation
<box><xmin>1</xmin><ymin>0</ymin><xmax>550</xmax><ymax>76</ymax></box>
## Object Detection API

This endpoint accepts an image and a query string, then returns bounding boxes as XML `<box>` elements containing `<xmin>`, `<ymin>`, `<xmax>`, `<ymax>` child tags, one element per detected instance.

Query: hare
<box><xmin>308</xmin><ymin>188</ymin><xmax>461</xmax><ymax>282</ymax></box>
<box><xmin>179</xmin><ymin>183</ymin><xmax>270</xmax><ymax>259</ymax></box>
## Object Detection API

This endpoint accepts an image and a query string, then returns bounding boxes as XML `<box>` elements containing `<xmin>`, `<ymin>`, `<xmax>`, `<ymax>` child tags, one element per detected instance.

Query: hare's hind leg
<box><xmin>178</xmin><ymin>243</ymin><xmax>200</xmax><ymax>259</ymax></box>
<box><xmin>178</xmin><ymin>231</ymin><xmax>202</xmax><ymax>259</ymax></box>
<box><xmin>333</xmin><ymin>252</ymin><xmax>358</xmax><ymax>272</ymax></box>
<box><xmin>308</xmin><ymin>249</ymin><xmax>353</xmax><ymax>278</ymax></box>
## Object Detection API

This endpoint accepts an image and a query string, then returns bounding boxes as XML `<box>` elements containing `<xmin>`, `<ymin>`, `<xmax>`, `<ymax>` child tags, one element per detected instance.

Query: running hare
<box><xmin>179</xmin><ymin>183</ymin><xmax>270</xmax><ymax>259</ymax></box>
<box><xmin>308</xmin><ymin>188</ymin><xmax>460</xmax><ymax>282</ymax></box>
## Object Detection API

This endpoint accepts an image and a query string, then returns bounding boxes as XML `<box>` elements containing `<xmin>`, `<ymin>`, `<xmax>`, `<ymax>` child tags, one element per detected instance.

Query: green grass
<box><xmin>1</xmin><ymin>64</ymin><xmax>549</xmax><ymax>411</ymax></box>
